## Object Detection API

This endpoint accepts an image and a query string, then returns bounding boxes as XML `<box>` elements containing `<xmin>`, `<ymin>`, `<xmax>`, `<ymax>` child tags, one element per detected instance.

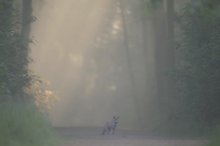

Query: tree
<box><xmin>147</xmin><ymin>0</ymin><xmax>176</xmax><ymax>114</ymax></box>
<box><xmin>176</xmin><ymin>0</ymin><xmax>220</xmax><ymax>129</ymax></box>
<box><xmin>0</xmin><ymin>1</ymin><xmax>60</xmax><ymax>146</ymax></box>
<box><xmin>0</xmin><ymin>0</ymin><xmax>31</xmax><ymax>98</ymax></box>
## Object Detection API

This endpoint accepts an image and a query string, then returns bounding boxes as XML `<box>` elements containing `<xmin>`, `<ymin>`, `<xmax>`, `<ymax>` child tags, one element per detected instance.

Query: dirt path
<box><xmin>57</xmin><ymin>127</ymin><xmax>208</xmax><ymax>146</ymax></box>
<box><xmin>65</xmin><ymin>138</ymin><xmax>207</xmax><ymax>146</ymax></box>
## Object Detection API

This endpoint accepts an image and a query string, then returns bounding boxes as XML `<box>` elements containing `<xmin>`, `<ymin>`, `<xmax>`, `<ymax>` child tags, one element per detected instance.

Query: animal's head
<box><xmin>113</xmin><ymin>116</ymin><xmax>119</xmax><ymax>121</ymax></box>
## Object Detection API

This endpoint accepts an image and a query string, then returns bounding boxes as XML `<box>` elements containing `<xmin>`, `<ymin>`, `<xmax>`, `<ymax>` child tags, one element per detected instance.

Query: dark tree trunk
<box><xmin>152</xmin><ymin>2</ymin><xmax>168</xmax><ymax>111</ymax></box>
<box><xmin>152</xmin><ymin>0</ymin><xmax>175</xmax><ymax>115</ymax></box>
<box><xmin>22</xmin><ymin>0</ymin><xmax>32</xmax><ymax>40</ymax></box>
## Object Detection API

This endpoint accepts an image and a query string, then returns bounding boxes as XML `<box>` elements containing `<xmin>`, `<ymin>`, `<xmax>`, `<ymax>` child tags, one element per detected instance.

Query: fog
<box><xmin>30</xmin><ymin>0</ymin><xmax>159</xmax><ymax>130</ymax></box>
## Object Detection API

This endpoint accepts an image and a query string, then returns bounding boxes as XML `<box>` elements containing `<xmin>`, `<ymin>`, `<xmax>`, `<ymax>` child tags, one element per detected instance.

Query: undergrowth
<box><xmin>0</xmin><ymin>100</ymin><xmax>61</xmax><ymax>146</ymax></box>
<box><xmin>208</xmin><ymin>126</ymin><xmax>220</xmax><ymax>146</ymax></box>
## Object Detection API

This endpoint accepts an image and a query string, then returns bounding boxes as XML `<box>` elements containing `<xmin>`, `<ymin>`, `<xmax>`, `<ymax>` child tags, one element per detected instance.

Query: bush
<box><xmin>208</xmin><ymin>126</ymin><xmax>220</xmax><ymax>146</ymax></box>
<box><xmin>0</xmin><ymin>100</ymin><xmax>61</xmax><ymax>146</ymax></box>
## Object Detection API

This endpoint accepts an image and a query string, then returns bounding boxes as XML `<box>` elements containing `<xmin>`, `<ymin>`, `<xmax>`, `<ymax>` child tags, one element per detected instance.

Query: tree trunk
<box><xmin>165</xmin><ymin>0</ymin><xmax>176</xmax><ymax>114</ymax></box>
<box><xmin>118</xmin><ymin>0</ymin><xmax>142</xmax><ymax>129</ymax></box>
<box><xmin>151</xmin><ymin>0</ymin><xmax>176</xmax><ymax>116</ymax></box>
<box><xmin>152</xmin><ymin>1</ymin><xmax>168</xmax><ymax>111</ymax></box>
<box><xmin>22</xmin><ymin>0</ymin><xmax>32</xmax><ymax>40</ymax></box>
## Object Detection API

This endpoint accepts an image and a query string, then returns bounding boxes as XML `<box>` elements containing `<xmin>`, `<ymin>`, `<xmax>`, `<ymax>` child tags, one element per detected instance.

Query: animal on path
<box><xmin>102</xmin><ymin>116</ymin><xmax>119</xmax><ymax>135</ymax></box>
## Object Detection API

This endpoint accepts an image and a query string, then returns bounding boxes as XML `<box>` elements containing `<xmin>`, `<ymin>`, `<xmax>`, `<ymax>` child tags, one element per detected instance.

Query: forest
<box><xmin>0</xmin><ymin>0</ymin><xmax>220</xmax><ymax>146</ymax></box>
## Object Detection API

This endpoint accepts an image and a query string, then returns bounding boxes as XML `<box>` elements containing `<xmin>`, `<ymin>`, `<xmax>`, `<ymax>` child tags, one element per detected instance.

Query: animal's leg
<box><xmin>102</xmin><ymin>128</ymin><xmax>106</xmax><ymax>135</ymax></box>
<box><xmin>111</xmin><ymin>129</ymin><xmax>114</xmax><ymax>135</ymax></box>
<box><xmin>102</xmin><ymin>125</ymin><xmax>107</xmax><ymax>135</ymax></box>
<box><xmin>107</xmin><ymin>126</ymin><xmax>111</xmax><ymax>135</ymax></box>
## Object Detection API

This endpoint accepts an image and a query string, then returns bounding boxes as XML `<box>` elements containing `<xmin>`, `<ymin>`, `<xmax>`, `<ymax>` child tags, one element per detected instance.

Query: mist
<box><xmin>2</xmin><ymin>0</ymin><xmax>220</xmax><ymax>145</ymax></box>
<box><xmin>30</xmin><ymin>0</ymin><xmax>158</xmax><ymax>130</ymax></box>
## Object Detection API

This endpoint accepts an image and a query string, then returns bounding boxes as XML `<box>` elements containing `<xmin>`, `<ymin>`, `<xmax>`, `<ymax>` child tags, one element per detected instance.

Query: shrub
<box><xmin>0</xmin><ymin>100</ymin><xmax>61</xmax><ymax>146</ymax></box>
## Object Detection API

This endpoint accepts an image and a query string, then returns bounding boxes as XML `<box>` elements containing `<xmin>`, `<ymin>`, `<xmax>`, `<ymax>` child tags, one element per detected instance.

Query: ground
<box><xmin>56</xmin><ymin>127</ymin><xmax>208</xmax><ymax>146</ymax></box>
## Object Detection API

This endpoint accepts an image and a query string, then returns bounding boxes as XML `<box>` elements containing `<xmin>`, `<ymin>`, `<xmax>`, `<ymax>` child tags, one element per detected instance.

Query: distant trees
<box><xmin>176</xmin><ymin>0</ymin><xmax>220</xmax><ymax>129</ymax></box>
<box><xmin>145</xmin><ymin>0</ymin><xmax>176</xmax><ymax>115</ymax></box>
<box><xmin>140</xmin><ymin>0</ymin><xmax>220</xmax><ymax>134</ymax></box>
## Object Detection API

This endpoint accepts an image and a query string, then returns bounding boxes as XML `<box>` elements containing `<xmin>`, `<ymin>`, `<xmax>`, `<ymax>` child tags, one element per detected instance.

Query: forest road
<box><xmin>56</xmin><ymin>127</ymin><xmax>208</xmax><ymax>146</ymax></box>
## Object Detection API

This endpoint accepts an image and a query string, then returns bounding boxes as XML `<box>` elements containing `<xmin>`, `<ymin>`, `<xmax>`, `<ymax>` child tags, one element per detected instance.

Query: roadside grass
<box><xmin>208</xmin><ymin>126</ymin><xmax>220</xmax><ymax>146</ymax></box>
<box><xmin>0</xmin><ymin>100</ymin><xmax>62</xmax><ymax>146</ymax></box>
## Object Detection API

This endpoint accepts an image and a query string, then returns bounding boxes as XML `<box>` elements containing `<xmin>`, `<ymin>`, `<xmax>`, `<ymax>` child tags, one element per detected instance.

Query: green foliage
<box><xmin>0</xmin><ymin>1</ymin><xmax>61</xmax><ymax>146</ymax></box>
<box><xmin>0</xmin><ymin>100</ymin><xmax>61</xmax><ymax>146</ymax></box>
<box><xmin>141</xmin><ymin>0</ymin><xmax>163</xmax><ymax>15</ymax></box>
<box><xmin>0</xmin><ymin>0</ymin><xmax>31</xmax><ymax>96</ymax></box>
<box><xmin>176</xmin><ymin>0</ymin><xmax>220</xmax><ymax>128</ymax></box>
<box><xmin>208</xmin><ymin>126</ymin><xmax>220</xmax><ymax>146</ymax></box>
<box><xmin>149</xmin><ymin>0</ymin><xmax>163</xmax><ymax>9</ymax></box>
